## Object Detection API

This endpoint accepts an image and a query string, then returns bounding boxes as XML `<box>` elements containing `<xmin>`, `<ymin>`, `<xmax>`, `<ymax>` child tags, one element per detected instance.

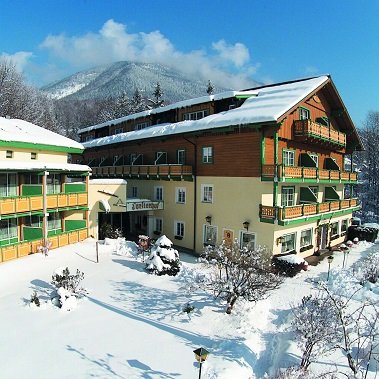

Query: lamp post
<box><xmin>193</xmin><ymin>347</ymin><xmax>209</xmax><ymax>379</ymax></box>
<box><xmin>340</xmin><ymin>244</ymin><xmax>350</xmax><ymax>268</ymax></box>
<box><xmin>327</xmin><ymin>255</ymin><xmax>334</xmax><ymax>281</ymax></box>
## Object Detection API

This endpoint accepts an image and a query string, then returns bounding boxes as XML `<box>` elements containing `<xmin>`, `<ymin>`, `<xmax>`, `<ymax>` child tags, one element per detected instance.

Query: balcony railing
<box><xmin>294</xmin><ymin>119</ymin><xmax>346</xmax><ymax>148</ymax></box>
<box><xmin>0</xmin><ymin>193</ymin><xmax>88</xmax><ymax>217</ymax></box>
<box><xmin>260</xmin><ymin>198</ymin><xmax>359</xmax><ymax>222</ymax></box>
<box><xmin>91</xmin><ymin>164</ymin><xmax>193</xmax><ymax>179</ymax></box>
<box><xmin>261</xmin><ymin>165</ymin><xmax>357</xmax><ymax>182</ymax></box>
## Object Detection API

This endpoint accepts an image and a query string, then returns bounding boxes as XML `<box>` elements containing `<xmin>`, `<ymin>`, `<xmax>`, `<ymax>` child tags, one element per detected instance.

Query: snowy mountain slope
<box><xmin>41</xmin><ymin>61</ymin><xmax>235</xmax><ymax>103</ymax></box>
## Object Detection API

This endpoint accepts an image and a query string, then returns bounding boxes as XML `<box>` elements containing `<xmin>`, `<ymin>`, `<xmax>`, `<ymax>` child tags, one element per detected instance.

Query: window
<box><xmin>177</xmin><ymin>149</ymin><xmax>185</xmax><ymax>164</ymax></box>
<box><xmin>300</xmin><ymin>229</ymin><xmax>312</xmax><ymax>248</ymax></box>
<box><xmin>154</xmin><ymin>186</ymin><xmax>163</xmax><ymax>201</ymax></box>
<box><xmin>132</xmin><ymin>186</ymin><xmax>138</xmax><ymax>198</ymax></box>
<box><xmin>0</xmin><ymin>173</ymin><xmax>17</xmax><ymax>197</ymax></box>
<box><xmin>155</xmin><ymin>152</ymin><xmax>167</xmax><ymax>165</ymax></box>
<box><xmin>283</xmin><ymin>150</ymin><xmax>295</xmax><ymax>166</ymax></box>
<box><xmin>114</xmin><ymin>128</ymin><xmax>123</xmax><ymax>134</ymax></box>
<box><xmin>130</xmin><ymin>153</ymin><xmax>137</xmax><ymax>165</ymax></box>
<box><xmin>155</xmin><ymin>218</ymin><xmax>163</xmax><ymax>233</ymax></box>
<box><xmin>309</xmin><ymin>186</ymin><xmax>318</xmax><ymax>198</ymax></box>
<box><xmin>201</xmin><ymin>185</ymin><xmax>213</xmax><ymax>203</ymax></box>
<box><xmin>330</xmin><ymin>222</ymin><xmax>339</xmax><ymax>237</ymax></box>
<box><xmin>309</xmin><ymin>153</ymin><xmax>318</xmax><ymax>167</ymax></box>
<box><xmin>281</xmin><ymin>186</ymin><xmax>295</xmax><ymax>207</ymax></box>
<box><xmin>47</xmin><ymin>174</ymin><xmax>61</xmax><ymax>194</ymax></box>
<box><xmin>202</xmin><ymin>146</ymin><xmax>213</xmax><ymax>163</ymax></box>
<box><xmin>25</xmin><ymin>174</ymin><xmax>42</xmax><ymax>185</ymax></box>
<box><xmin>240</xmin><ymin>231</ymin><xmax>256</xmax><ymax>250</ymax></box>
<box><xmin>31</xmin><ymin>152</ymin><xmax>37</xmax><ymax>160</ymax></box>
<box><xmin>203</xmin><ymin>224</ymin><xmax>217</xmax><ymax>246</ymax></box>
<box><xmin>6</xmin><ymin>150</ymin><xmax>13</xmax><ymax>158</ymax></box>
<box><xmin>316</xmin><ymin>116</ymin><xmax>330</xmax><ymax>127</ymax></box>
<box><xmin>135</xmin><ymin>122</ymin><xmax>150</xmax><ymax>130</ymax></box>
<box><xmin>27</xmin><ymin>215</ymin><xmax>42</xmax><ymax>227</ymax></box>
<box><xmin>281</xmin><ymin>233</ymin><xmax>296</xmax><ymax>253</ymax></box>
<box><xmin>299</xmin><ymin>107</ymin><xmax>310</xmax><ymax>120</ymax></box>
<box><xmin>0</xmin><ymin>219</ymin><xmax>17</xmax><ymax>243</ymax></box>
<box><xmin>183</xmin><ymin>109</ymin><xmax>209</xmax><ymax>121</ymax></box>
<box><xmin>175</xmin><ymin>221</ymin><xmax>185</xmax><ymax>238</ymax></box>
<box><xmin>341</xmin><ymin>219</ymin><xmax>348</xmax><ymax>235</ymax></box>
<box><xmin>176</xmin><ymin>187</ymin><xmax>186</xmax><ymax>204</ymax></box>
<box><xmin>47</xmin><ymin>213</ymin><xmax>61</xmax><ymax>231</ymax></box>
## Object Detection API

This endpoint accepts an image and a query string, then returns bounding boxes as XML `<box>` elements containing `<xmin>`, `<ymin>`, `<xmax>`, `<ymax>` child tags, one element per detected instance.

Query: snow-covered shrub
<box><xmin>99</xmin><ymin>223</ymin><xmax>123</xmax><ymax>239</ymax></box>
<box><xmin>182</xmin><ymin>303</ymin><xmax>195</xmax><ymax>314</ymax></box>
<box><xmin>266</xmin><ymin>367</ymin><xmax>337</xmax><ymax>378</ymax></box>
<box><xmin>202</xmin><ymin>241</ymin><xmax>283</xmax><ymax>314</ymax></box>
<box><xmin>272</xmin><ymin>253</ymin><xmax>309</xmax><ymax>277</ymax></box>
<box><xmin>51</xmin><ymin>267</ymin><xmax>86</xmax><ymax>310</ymax></box>
<box><xmin>354</xmin><ymin>249</ymin><xmax>379</xmax><ymax>284</ymax></box>
<box><xmin>30</xmin><ymin>291</ymin><xmax>40</xmax><ymax>307</ymax></box>
<box><xmin>145</xmin><ymin>235</ymin><xmax>181</xmax><ymax>276</ymax></box>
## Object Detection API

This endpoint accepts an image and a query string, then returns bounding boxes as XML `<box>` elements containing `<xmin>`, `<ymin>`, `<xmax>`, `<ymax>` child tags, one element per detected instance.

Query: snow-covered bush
<box><xmin>354</xmin><ymin>249</ymin><xmax>379</xmax><ymax>284</ymax></box>
<box><xmin>99</xmin><ymin>223</ymin><xmax>123</xmax><ymax>239</ymax></box>
<box><xmin>51</xmin><ymin>267</ymin><xmax>86</xmax><ymax>310</ymax></box>
<box><xmin>30</xmin><ymin>291</ymin><xmax>40</xmax><ymax>307</ymax></box>
<box><xmin>272</xmin><ymin>253</ymin><xmax>309</xmax><ymax>277</ymax></box>
<box><xmin>202</xmin><ymin>241</ymin><xmax>283</xmax><ymax>314</ymax></box>
<box><xmin>145</xmin><ymin>235</ymin><xmax>181</xmax><ymax>276</ymax></box>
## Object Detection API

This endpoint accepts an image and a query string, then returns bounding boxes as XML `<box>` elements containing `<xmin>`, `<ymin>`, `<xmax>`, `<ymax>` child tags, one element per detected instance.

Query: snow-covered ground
<box><xmin>1</xmin><ymin>235</ymin><xmax>378</xmax><ymax>379</ymax></box>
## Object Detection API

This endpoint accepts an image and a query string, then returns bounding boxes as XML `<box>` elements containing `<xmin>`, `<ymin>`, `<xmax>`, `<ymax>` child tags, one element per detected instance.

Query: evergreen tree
<box><xmin>149</xmin><ymin>82</ymin><xmax>164</xmax><ymax>108</ymax></box>
<box><xmin>206</xmin><ymin>80</ymin><xmax>214</xmax><ymax>95</ymax></box>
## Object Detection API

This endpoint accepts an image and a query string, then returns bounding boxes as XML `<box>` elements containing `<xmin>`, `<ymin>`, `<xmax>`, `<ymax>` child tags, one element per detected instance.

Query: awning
<box><xmin>325</xmin><ymin>186</ymin><xmax>340</xmax><ymax>201</ymax></box>
<box><xmin>299</xmin><ymin>153</ymin><xmax>317</xmax><ymax>168</ymax></box>
<box><xmin>300</xmin><ymin>187</ymin><xmax>317</xmax><ymax>203</ymax></box>
<box><xmin>324</xmin><ymin>157</ymin><xmax>340</xmax><ymax>170</ymax></box>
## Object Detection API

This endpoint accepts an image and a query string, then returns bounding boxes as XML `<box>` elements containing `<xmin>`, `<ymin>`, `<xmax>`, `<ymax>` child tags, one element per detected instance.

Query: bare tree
<box><xmin>202</xmin><ymin>241</ymin><xmax>283</xmax><ymax>314</ymax></box>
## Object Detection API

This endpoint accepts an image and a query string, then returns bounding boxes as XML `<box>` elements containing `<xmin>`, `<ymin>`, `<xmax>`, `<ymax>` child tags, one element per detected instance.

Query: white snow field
<box><xmin>0</xmin><ymin>234</ymin><xmax>378</xmax><ymax>379</ymax></box>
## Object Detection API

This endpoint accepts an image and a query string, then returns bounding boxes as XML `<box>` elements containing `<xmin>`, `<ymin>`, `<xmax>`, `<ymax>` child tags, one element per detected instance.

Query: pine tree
<box><xmin>206</xmin><ymin>80</ymin><xmax>214</xmax><ymax>95</ymax></box>
<box><xmin>149</xmin><ymin>82</ymin><xmax>164</xmax><ymax>108</ymax></box>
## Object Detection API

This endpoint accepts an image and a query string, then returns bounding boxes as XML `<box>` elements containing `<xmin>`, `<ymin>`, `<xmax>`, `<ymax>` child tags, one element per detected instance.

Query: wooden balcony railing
<box><xmin>92</xmin><ymin>164</ymin><xmax>193</xmax><ymax>178</ymax></box>
<box><xmin>0</xmin><ymin>193</ymin><xmax>88</xmax><ymax>217</ymax></box>
<box><xmin>260</xmin><ymin>198</ymin><xmax>359</xmax><ymax>222</ymax></box>
<box><xmin>294</xmin><ymin>119</ymin><xmax>346</xmax><ymax>148</ymax></box>
<box><xmin>261</xmin><ymin>165</ymin><xmax>357</xmax><ymax>182</ymax></box>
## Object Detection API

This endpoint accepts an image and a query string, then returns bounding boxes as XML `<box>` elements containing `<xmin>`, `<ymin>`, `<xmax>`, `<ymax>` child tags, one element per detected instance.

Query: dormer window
<box><xmin>183</xmin><ymin>110</ymin><xmax>209</xmax><ymax>121</ymax></box>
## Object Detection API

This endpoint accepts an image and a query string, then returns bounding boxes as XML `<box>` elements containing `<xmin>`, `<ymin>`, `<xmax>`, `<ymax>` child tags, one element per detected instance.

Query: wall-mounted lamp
<box><xmin>243</xmin><ymin>221</ymin><xmax>250</xmax><ymax>231</ymax></box>
<box><xmin>205</xmin><ymin>215</ymin><xmax>212</xmax><ymax>224</ymax></box>
<box><xmin>276</xmin><ymin>236</ymin><xmax>284</xmax><ymax>245</ymax></box>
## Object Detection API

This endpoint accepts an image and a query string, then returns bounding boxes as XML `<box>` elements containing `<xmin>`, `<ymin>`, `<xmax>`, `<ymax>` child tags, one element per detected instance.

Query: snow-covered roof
<box><xmin>84</xmin><ymin>76</ymin><xmax>329</xmax><ymax>149</ymax></box>
<box><xmin>78</xmin><ymin>90</ymin><xmax>259</xmax><ymax>134</ymax></box>
<box><xmin>89</xmin><ymin>179</ymin><xmax>127</xmax><ymax>185</ymax></box>
<box><xmin>0</xmin><ymin>161</ymin><xmax>90</xmax><ymax>172</ymax></box>
<box><xmin>0</xmin><ymin>117</ymin><xmax>85</xmax><ymax>152</ymax></box>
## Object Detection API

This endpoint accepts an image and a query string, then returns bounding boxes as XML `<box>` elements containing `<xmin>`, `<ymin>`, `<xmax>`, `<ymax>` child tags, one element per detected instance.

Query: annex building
<box><xmin>0</xmin><ymin>117</ymin><xmax>90</xmax><ymax>262</ymax></box>
<box><xmin>78</xmin><ymin>75</ymin><xmax>363</xmax><ymax>257</ymax></box>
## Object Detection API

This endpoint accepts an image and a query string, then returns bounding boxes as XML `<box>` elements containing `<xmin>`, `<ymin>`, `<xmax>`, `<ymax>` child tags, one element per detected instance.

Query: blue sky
<box><xmin>1</xmin><ymin>0</ymin><xmax>378</xmax><ymax>127</ymax></box>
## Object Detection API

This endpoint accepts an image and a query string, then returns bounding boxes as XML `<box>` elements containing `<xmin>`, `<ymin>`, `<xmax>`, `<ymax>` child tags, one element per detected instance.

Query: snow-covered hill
<box><xmin>41</xmin><ymin>61</ymin><xmax>235</xmax><ymax>103</ymax></box>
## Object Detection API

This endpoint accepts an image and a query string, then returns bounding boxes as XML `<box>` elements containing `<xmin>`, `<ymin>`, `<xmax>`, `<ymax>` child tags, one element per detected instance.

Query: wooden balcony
<box><xmin>261</xmin><ymin>165</ymin><xmax>357</xmax><ymax>183</ymax></box>
<box><xmin>0</xmin><ymin>192</ymin><xmax>88</xmax><ymax>217</ymax></box>
<box><xmin>92</xmin><ymin>164</ymin><xmax>193</xmax><ymax>180</ymax></box>
<box><xmin>260</xmin><ymin>198</ymin><xmax>359</xmax><ymax>223</ymax></box>
<box><xmin>294</xmin><ymin>119</ymin><xmax>346</xmax><ymax>148</ymax></box>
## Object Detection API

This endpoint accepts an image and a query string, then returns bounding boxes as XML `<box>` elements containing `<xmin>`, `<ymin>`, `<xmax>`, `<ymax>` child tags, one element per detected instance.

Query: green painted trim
<box><xmin>273</xmin><ymin>129</ymin><xmax>279</xmax><ymax>207</ymax></box>
<box><xmin>0</xmin><ymin>236</ymin><xmax>18</xmax><ymax>246</ymax></box>
<box><xmin>277</xmin><ymin>206</ymin><xmax>360</xmax><ymax>226</ymax></box>
<box><xmin>0</xmin><ymin>140</ymin><xmax>83</xmax><ymax>154</ymax></box>
<box><xmin>260</xmin><ymin>130</ymin><xmax>265</xmax><ymax>166</ymax></box>
<box><xmin>0</xmin><ymin>211</ymin><xmax>44</xmax><ymax>220</ymax></box>
<box><xmin>259</xmin><ymin>218</ymin><xmax>275</xmax><ymax>224</ymax></box>
<box><xmin>235</xmin><ymin>95</ymin><xmax>258</xmax><ymax>99</ymax></box>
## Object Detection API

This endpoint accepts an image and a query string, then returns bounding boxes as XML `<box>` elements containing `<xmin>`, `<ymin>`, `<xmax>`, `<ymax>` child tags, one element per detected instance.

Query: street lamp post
<box><xmin>193</xmin><ymin>347</ymin><xmax>209</xmax><ymax>379</ymax></box>
<box><xmin>327</xmin><ymin>255</ymin><xmax>334</xmax><ymax>281</ymax></box>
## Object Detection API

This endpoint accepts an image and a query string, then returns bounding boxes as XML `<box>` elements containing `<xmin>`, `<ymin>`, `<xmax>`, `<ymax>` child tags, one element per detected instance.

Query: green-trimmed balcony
<box><xmin>293</xmin><ymin>119</ymin><xmax>346</xmax><ymax>148</ymax></box>
<box><xmin>91</xmin><ymin>164</ymin><xmax>193</xmax><ymax>180</ymax></box>
<box><xmin>260</xmin><ymin>198</ymin><xmax>359</xmax><ymax>225</ymax></box>
<box><xmin>262</xmin><ymin>160</ymin><xmax>357</xmax><ymax>184</ymax></box>
<box><xmin>0</xmin><ymin>183</ymin><xmax>88</xmax><ymax>217</ymax></box>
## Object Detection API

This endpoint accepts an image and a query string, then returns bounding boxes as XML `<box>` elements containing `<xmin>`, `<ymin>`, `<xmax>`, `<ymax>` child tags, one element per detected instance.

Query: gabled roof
<box><xmin>0</xmin><ymin>117</ymin><xmax>85</xmax><ymax>153</ymax></box>
<box><xmin>83</xmin><ymin>75</ymin><xmax>362</xmax><ymax>151</ymax></box>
